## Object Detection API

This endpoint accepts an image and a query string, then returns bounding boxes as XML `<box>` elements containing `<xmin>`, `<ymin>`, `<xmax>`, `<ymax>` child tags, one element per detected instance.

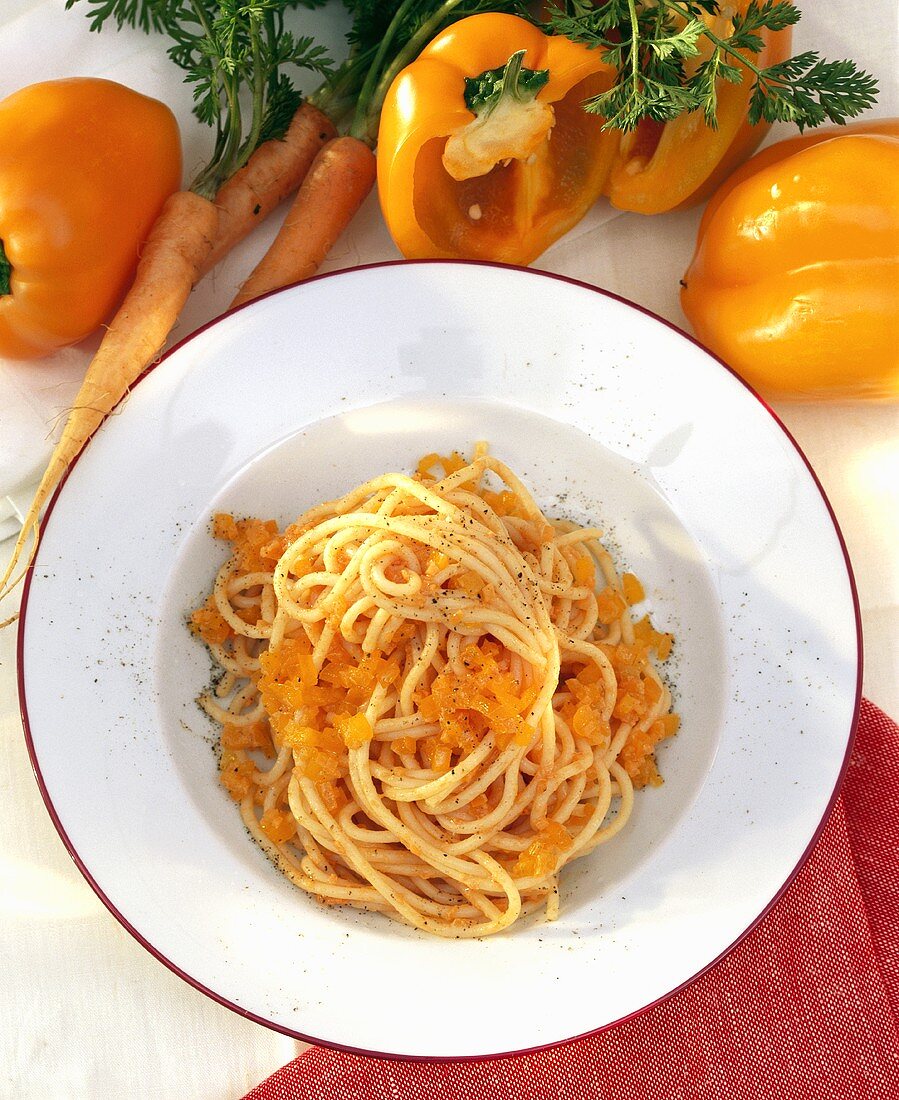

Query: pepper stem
<box><xmin>463</xmin><ymin>50</ymin><xmax>550</xmax><ymax>118</ymax></box>
<box><xmin>500</xmin><ymin>51</ymin><xmax>527</xmax><ymax>106</ymax></box>
<box><xmin>0</xmin><ymin>240</ymin><xmax>11</xmax><ymax>297</ymax></box>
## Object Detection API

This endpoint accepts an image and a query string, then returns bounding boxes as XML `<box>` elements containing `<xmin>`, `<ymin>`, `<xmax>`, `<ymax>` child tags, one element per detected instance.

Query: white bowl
<box><xmin>19</xmin><ymin>261</ymin><xmax>860</xmax><ymax>1058</ymax></box>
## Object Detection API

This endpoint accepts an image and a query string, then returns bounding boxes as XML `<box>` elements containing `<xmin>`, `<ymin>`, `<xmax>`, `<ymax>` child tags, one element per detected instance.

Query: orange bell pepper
<box><xmin>604</xmin><ymin>1</ymin><xmax>792</xmax><ymax>214</ymax></box>
<box><xmin>681</xmin><ymin>119</ymin><xmax>899</xmax><ymax>401</ymax></box>
<box><xmin>377</xmin><ymin>14</ymin><xmax>617</xmax><ymax>265</ymax></box>
<box><xmin>0</xmin><ymin>78</ymin><xmax>181</xmax><ymax>360</ymax></box>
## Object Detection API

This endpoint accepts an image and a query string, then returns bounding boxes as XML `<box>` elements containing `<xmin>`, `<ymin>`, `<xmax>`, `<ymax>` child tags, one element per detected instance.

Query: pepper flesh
<box><xmin>681</xmin><ymin>120</ymin><xmax>899</xmax><ymax>401</ymax></box>
<box><xmin>377</xmin><ymin>14</ymin><xmax>617</xmax><ymax>265</ymax></box>
<box><xmin>604</xmin><ymin>2</ymin><xmax>792</xmax><ymax>215</ymax></box>
<box><xmin>442</xmin><ymin>50</ymin><xmax>556</xmax><ymax>182</ymax></box>
<box><xmin>0</xmin><ymin>78</ymin><xmax>182</xmax><ymax>359</ymax></box>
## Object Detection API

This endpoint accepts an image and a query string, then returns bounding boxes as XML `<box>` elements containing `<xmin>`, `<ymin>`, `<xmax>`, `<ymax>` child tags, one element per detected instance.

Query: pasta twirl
<box><xmin>190</xmin><ymin>448</ymin><xmax>679</xmax><ymax>937</ymax></box>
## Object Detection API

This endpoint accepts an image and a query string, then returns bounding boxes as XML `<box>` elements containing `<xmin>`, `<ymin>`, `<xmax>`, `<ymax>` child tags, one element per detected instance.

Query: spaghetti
<box><xmin>190</xmin><ymin>448</ymin><xmax>679</xmax><ymax>937</ymax></box>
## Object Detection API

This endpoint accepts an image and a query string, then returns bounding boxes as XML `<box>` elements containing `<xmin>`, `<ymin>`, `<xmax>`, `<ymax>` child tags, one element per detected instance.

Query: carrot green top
<box><xmin>66</xmin><ymin>0</ymin><xmax>333</xmax><ymax>198</ymax></box>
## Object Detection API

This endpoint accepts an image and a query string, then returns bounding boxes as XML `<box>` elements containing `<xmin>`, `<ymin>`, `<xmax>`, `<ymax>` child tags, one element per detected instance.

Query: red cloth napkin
<box><xmin>244</xmin><ymin>698</ymin><xmax>899</xmax><ymax>1099</ymax></box>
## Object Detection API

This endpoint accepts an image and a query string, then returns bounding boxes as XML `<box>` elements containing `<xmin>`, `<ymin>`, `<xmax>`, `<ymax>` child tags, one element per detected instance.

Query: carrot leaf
<box><xmin>543</xmin><ymin>1</ymin><xmax>878</xmax><ymax>133</ymax></box>
<box><xmin>66</xmin><ymin>1</ymin><xmax>334</xmax><ymax>197</ymax></box>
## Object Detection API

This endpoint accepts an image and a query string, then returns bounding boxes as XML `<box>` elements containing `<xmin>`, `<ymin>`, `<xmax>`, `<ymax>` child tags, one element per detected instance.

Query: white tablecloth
<box><xmin>1</xmin><ymin>2</ymin><xmax>897</xmax><ymax>1096</ymax></box>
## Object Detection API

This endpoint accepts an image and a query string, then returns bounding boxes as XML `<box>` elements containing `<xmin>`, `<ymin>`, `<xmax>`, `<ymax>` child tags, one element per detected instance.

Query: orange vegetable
<box><xmin>0</xmin><ymin>77</ymin><xmax>181</xmax><ymax>359</ymax></box>
<box><xmin>190</xmin><ymin>597</ymin><xmax>232</xmax><ymax>648</ymax></box>
<box><xmin>337</xmin><ymin>713</ymin><xmax>375</xmax><ymax>750</ymax></box>
<box><xmin>213</xmin><ymin>514</ymin><xmax>283</xmax><ymax>572</ymax></box>
<box><xmin>0</xmin><ymin>95</ymin><xmax>339</xmax><ymax>623</ymax></box>
<box><xmin>0</xmin><ymin>187</ymin><xmax>218</xmax><ymax>629</ymax></box>
<box><xmin>219</xmin><ymin>750</ymin><xmax>255</xmax><ymax>802</ymax></box>
<box><xmin>681</xmin><ymin>119</ymin><xmax>899</xmax><ymax>401</ymax></box>
<box><xmin>596</xmin><ymin>586</ymin><xmax>627</xmax><ymax>625</ymax></box>
<box><xmin>200</xmin><ymin>101</ymin><xmax>336</xmax><ymax>276</ymax></box>
<box><xmin>573</xmin><ymin>555</ymin><xmax>595</xmax><ymax>587</ymax></box>
<box><xmin>619</xmin><ymin>714</ymin><xmax>680</xmax><ymax>789</ymax></box>
<box><xmin>604</xmin><ymin>2</ymin><xmax>792</xmax><ymax>214</ymax></box>
<box><xmin>259</xmin><ymin>807</ymin><xmax>297</xmax><ymax>844</ymax></box>
<box><xmin>377</xmin><ymin>14</ymin><xmax>617</xmax><ymax>264</ymax></box>
<box><xmin>231</xmin><ymin>135</ymin><xmax>376</xmax><ymax>309</ymax></box>
<box><xmin>221</xmin><ymin>721</ymin><xmax>273</xmax><ymax>756</ymax></box>
<box><xmin>622</xmin><ymin>573</ymin><xmax>645</xmax><ymax>605</ymax></box>
<box><xmin>513</xmin><ymin>820</ymin><xmax>573</xmax><ymax>879</ymax></box>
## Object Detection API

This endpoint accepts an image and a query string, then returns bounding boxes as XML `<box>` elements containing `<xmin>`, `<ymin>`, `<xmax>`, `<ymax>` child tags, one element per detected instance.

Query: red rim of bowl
<box><xmin>16</xmin><ymin>258</ymin><xmax>863</xmax><ymax>1063</ymax></box>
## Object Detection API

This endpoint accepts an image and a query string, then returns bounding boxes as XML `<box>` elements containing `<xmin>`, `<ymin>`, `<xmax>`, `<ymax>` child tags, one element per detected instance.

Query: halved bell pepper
<box><xmin>377</xmin><ymin>14</ymin><xmax>617</xmax><ymax>265</ymax></box>
<box><xmin>604</xmin><ymin>1</ymin><xmax>792</xmax><ymax>214</ymax></box>
<box><xmin>681</xmin><ymin>119</ymin><xmax>899</xmax><ymax>401</ymax></box>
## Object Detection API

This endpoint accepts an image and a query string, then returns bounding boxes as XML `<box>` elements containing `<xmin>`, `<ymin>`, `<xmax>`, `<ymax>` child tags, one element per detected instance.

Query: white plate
<box><xmin>18</xmin><ymin>261</ymin><xmax>860</xmax><ymax>1059</ymax></box>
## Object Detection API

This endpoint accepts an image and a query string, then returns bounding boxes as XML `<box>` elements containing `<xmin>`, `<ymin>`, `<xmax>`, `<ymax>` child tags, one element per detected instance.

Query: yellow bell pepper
<box><xmin>681</xmin><ymin>119</ymin><xmax>899</xmax><ymax>401</ymax></box>
<box><xmin>376</xmin><ymin>14</ymin><xmax>617</xmax><ymax>265</ymax></box>
<box><xmin>0</xmin><ymin>78</ymin><xmax>181</xmax><ymax>359</ymax></box>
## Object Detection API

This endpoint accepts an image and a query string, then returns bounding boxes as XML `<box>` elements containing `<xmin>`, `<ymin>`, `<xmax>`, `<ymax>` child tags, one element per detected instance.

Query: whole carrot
<box><xmin>202</xmin><ymin>103</ymin><xmax>336</xmax><ymax>276</ymax></box>
<box><xmin>0</xmin><ymin>191</ymin><xmax>217</xmax><ymax>622</ymax></box>
<box><xmin>231</xmin><ymin>136</ymin><xmax>376</xmax><ymax>308</ymax></box>
<box><xmin>0</xmin><ymin>5</ymin><xmax>334</xmax><ymax>619</ymax></box>
<box><xmin>226</xmin><ymin>1</ymin><xmax>523</xmax><ymax>306</ymax></box>
<box><xmin>1</xmin><ymin>96</ymin><xmax>342</xmax><ymax>619</ymax></box>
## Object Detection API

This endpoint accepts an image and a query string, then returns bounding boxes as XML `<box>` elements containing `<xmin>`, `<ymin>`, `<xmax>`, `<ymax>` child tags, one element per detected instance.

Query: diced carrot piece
<box><xmin>416</xmin><ymin>452</ymin><xmax>441</xmax><ymax>479</ymax></box>
<box><xmin>439</xmin><ymin>451</ymin><xmax>467</xmax><ymax>476</ymax></box>
<box><xmin>337</xmin><ymin>713</ymin><xmax>374</xmax><ymax>749</ymax></box>
<box><xmin>574</xmin><ymin>556</ymin><xmax>596</xmax><ymax>587</ymax></box>
<box><xmin>618</xmin><ymin>711</ymin><xmax>679</xmax><ymax>788</ymax></box>
<box><xmin>228</xmin><ymin>517</ymin><xmax>281</xmax><ymax>572</ymax></box>
<box><xmin>597</xmin><ymin>587</ymin><xmax>627</xmax><ymax>624</ymax></box>
<box><xmin>326</xmin><ymin>595</ymin><xmax>348</xmax><ymax>630</ymax></box>
<box><xmin>577</xmin><ymin>662</ymin><xmax>603</xmax><ymax>685</ymax></box>
<box><xmin>219</xmin><ymin>750</ymin><xmax>255</xmax><ymax>801</ymax></box>
<box><xmin>221</xmin><ymin>721</ymin><xmax>273</xmax><ymax>755</ymax></box>
<box><xmin>572</xmin><ymin>704</ymin><xmax>610</xmax><ymax>746</ymax></box>
<box><xmin>644</xmin><ymin>677</ymin><xmax>663</xmax><ymax>706</ymax></box>
<box><xmin>422</xmin><ymin>737</ymin><xmax>452</xmax><ymax>773</ymax></box>
<box><xmin>450</xmin><ymin>570</ymin><xmax>485</xmax><ymax>596</ymax></box>
<box><xmin>613</xmin><ymin>691</ymin><xmax>643</xmax><ymax>723</ymax></box>
<box><xmin>190</xmin><ymin>598</ymin><xmax>231</xmax><ymax>646</ymax></box>
<box><xmin>622</xmin><ymin>572</ymin><xmax>645</xmax><ymax>605</ymax></box>
<box><xmin>512</xmin><ymin>722</ymin><xmax>535</xmax><ymax>747</ymax></box>
<box><xmin>416</xmin><ymin>694</ymin><xmax>440</xmax><ymax>721</ymax></box>
<box><xmin>317</xmin><ymin>780</ymin><xmax>349</xmax><ymax>815</ymax></box>
<box><xmin>655</xmin><ymin>713</ymin><xmax>680</xmax><ymax>737</ymax></box>
<box><xmin>295</xmin><ymin>746</ymin><xmax>343</xmax><ymax>781</ymax></box>
<box><xmin>260</xmin><ymin>535</ymin><xmax>287</xmax><ymax>562</ymax></box>
<box><xmin>616</xmin><ymin>644</ymin><xmax>648</xmax><ymax>669</ymax></box>
<box><xmin>513</xmin><ymin>821</ymin><xmax>572</xmax><ymax>878</ymax></box>
<box><xmin>259</xmin><ymin>807</ymin><xmax>297</xmax><ymax>844</ymax></box>
<box><xmin>542</xmin><ymin>820</ymin><xmax>574</xmax><ymax>852</ymax></box>
<box><xmin>391</xmin><ymin>736</ymin><xmax>417</xmax><ymax>755</ymax></box>
<box><xmin>213</xmin><ymin>512</ymin><xmax>240</xmax><ymax>540</ymax></box>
